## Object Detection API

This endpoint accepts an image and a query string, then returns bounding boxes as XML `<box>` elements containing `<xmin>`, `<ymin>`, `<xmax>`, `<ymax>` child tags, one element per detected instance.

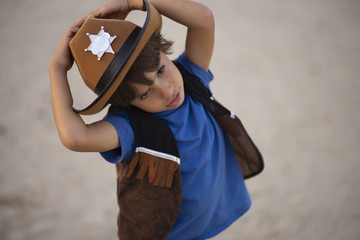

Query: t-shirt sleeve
<box><xmin>99</xmin><ymin>109</ymin><xmax>136</xmax><ymax>164</ymax></box>
<box><xmin>174</xmin><ymin>52</ymin><xmax>214</xmax><ymax>89</ymax></box>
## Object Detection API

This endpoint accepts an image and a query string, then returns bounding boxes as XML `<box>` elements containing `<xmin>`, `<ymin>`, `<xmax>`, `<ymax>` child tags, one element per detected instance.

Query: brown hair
<box><xmin>108</xmin><ymin>34</ymin><xmax>173</xmax><ymax>108</ymax></box>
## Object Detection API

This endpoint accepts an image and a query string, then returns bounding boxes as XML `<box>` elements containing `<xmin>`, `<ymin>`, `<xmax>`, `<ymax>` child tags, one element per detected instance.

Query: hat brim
<box><xmin>73</xmin><ymin>0</ymin><xmax>162</xmax><ymax>115</ymax></box>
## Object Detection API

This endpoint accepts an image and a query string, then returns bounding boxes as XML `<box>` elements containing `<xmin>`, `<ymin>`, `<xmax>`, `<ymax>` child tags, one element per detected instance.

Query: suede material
<box><xmin>116</xmin><ymin>154</ymin><xmax>182</xmax><ymax>240</ymax></box>
<box><xmin>68</xmin><ymin>0</ymin><xmax>162</xmax><ymax>115</ymax></box>
<box><xmin>70</xmin><ymin>19</ymin><xmax>137</xmax><ymax>91</ymax></box>
<box><xmin>214</xmin><ymin>114</ymin><xmax>264</xmax><ymax>178</ymax></box>
<box><xmin>126</xmin><ymin>152</ymin><xmax>179</xmax><ymax>188</ymax></box>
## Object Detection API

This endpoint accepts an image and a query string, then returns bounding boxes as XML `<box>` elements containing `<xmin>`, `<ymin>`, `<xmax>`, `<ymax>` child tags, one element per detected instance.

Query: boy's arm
<box><xmin>149</xmin><ymin>0</ymin><xmax>215</xmax><ymax>70</ymax></box>
<box><xmin>92</xmin><ymin>0</ymin><xmax>214</xmax><ymax>70</ymax></box>
<box><xmin>49</xmin><ymin>17</ymin><xmax>120</xmax><ymax>152</ymax></box>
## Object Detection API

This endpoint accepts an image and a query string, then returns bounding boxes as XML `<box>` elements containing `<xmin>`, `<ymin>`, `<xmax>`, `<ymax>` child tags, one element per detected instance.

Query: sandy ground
<box><xmin>1</xmin><ymin>0</ymin><xmax>360</xmax><ymax>239</ymax></box>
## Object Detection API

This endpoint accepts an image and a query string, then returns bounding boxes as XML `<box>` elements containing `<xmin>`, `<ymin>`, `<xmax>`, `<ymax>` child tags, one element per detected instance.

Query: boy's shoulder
<box><xmin>174</xmin><ymin>52</ymin><xmax>214</xmax><ymax>88</ymax></box>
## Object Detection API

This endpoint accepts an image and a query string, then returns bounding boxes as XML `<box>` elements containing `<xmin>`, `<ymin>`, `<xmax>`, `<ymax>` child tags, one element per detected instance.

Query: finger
<box><xmin>92</xmin><ymin>8</ymin><xmax>102</xmax><ymax>18</ymax></box>
<box><xmin>97</xmin><ymin>2</ymin><xmax>120</xmax><ymax>18</ymax></box>
<box><xmin>69</xmin><ymin>25</ymin><xmax>80</xmax><ymax>35</ymax></box>
<box><xmin>62</xmin><ymin>25</ymin><xmax>80</xmax><ymax>42</ymax></box>
<box><xmin>86</xmin><ymin>8</ymin><xmax>101</xmax><ymax>18</ymax></box>
<box><xmin>72</xmin><ymin>16</ymin><xmax>87</xmax><ymax>28</ymax></box>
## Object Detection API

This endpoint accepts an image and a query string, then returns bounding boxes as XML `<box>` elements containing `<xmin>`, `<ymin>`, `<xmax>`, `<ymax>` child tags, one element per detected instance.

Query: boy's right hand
<box><xmin>49</xmin><ymin>17</ymin><xmax>86</xmax><ymax>73</ymax></box>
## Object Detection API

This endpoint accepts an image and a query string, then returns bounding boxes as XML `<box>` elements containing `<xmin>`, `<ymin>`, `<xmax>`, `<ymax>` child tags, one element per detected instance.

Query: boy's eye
<box><xmin>140</xmin><ymin>89</ymin><xmax>151</xmax><ymax>100</ymax></box>
<box><xmin>157</xmin><ymin>65</ymin><xmax>165</xmax><ymax>77</ymax></box>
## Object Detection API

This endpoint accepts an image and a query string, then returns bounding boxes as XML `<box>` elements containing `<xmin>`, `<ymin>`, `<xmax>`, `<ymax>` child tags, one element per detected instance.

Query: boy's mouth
<box><xmin>167</xmin><ymin>91</ymin><xmax>181</xmax><ymax>107</ymax></box>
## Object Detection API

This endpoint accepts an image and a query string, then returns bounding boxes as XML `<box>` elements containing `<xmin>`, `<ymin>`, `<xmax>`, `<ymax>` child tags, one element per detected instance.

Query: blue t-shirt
<box><xmin>101</xmin><ymin>53</ymin><xmax>251</xmax><ymax>240</ymax></box>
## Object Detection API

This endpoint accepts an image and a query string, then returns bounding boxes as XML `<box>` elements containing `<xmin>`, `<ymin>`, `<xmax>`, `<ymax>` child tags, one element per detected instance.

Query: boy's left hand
<box><xmin>87</xmin><ymin>0</ymin><xmax>133</xmax><ymax>20</ymax></box>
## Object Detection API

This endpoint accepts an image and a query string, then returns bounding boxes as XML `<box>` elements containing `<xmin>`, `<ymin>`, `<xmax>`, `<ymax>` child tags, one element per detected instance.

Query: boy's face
<box><xmin>130</xmin><ymin>52</ymin><xmax>185</xmax><ymax>113</ymax></box>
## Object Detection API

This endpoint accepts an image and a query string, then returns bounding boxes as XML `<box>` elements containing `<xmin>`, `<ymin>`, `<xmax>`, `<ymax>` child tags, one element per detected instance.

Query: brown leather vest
<box><xmin>114</xmin><ymin>62</ymin><xmax>264</xmax><ymax>239</ymax></box>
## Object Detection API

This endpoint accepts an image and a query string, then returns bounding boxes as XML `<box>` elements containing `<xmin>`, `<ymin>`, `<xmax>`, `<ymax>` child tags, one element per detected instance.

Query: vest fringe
<box><xmin>126</xmin><ymin>152</ymin><xmax>180</xmax><ymax>188</ymax></box>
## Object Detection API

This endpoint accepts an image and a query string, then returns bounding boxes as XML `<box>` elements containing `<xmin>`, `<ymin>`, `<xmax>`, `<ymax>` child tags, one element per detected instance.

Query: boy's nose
<box><xmin>158</xmin><ymin>82</ymin><xmax>173</xmax><ymax>98</ymax></box>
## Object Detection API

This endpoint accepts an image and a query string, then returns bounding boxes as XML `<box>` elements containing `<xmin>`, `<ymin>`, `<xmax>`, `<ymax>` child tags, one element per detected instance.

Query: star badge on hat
<box><xmin>85</xmin><ymin>26</ymin><xmax>117</xmax><ymax>60</ymax></box>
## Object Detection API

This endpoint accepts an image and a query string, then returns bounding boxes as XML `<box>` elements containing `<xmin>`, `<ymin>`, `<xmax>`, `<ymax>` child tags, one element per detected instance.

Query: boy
<box><xmin>49</xmin><ymin>0</ymin><xmax>263</xmax><ymax>239</ymax></box>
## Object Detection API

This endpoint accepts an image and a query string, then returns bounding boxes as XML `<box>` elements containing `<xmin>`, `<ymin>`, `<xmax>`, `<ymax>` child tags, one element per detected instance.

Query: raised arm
<box><xmin>49</xmin><ymin>17</ymin><xmax>120</xmax><ymax>152</ymax></box>
<box><xmin>92</xmin><ymin>0</ymin><xmax>215</xmax><ymax>70</ymax></box>
<box><xmin>149</xmin><ymin>0</ymin><xmax>215</xmax><ymax>70</ymax></box>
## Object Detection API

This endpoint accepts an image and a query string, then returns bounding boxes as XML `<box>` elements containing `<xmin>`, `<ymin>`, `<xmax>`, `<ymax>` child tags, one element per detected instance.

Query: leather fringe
<box><xmin>126</xmin><ymin>152</ymin><xmax>180</xmax><ymax>188</ymax></box>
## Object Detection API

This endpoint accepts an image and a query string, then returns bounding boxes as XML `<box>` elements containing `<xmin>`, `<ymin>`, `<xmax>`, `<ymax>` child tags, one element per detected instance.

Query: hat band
<box><xmin>94</xmin><ymin>26</ymin><xmax>142</xmax><ymax>96</ymax></box>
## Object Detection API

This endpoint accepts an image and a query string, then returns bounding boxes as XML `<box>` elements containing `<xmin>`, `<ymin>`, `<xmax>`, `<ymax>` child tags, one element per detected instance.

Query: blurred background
<box><xmin>0</xmin><ymin>0</ymin><xmax>359</xmax><ymax>239</ymax></box>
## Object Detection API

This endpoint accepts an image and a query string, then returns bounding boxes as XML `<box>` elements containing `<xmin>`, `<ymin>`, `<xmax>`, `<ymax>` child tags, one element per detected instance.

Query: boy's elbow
<box><xmin>59</xmin><ymin>132</ymin><xmax>85</xmax><ymax>152</ymax></box>
<box><xmin>61</xmin><ymin>139</ymin><xmax>79</xmax><ymax>152</ymax></box>
<box><xmin>198</xmin><ymin>5</ymin><xmax>215</xmax><ymax>30</ymax></box>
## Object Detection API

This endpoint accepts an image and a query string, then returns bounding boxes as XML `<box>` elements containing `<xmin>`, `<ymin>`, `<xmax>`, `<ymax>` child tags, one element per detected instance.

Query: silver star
<box><xmin>85</xmin><ymin>26</ymin><xmax>116</xmax><ymax>60</ymax></box>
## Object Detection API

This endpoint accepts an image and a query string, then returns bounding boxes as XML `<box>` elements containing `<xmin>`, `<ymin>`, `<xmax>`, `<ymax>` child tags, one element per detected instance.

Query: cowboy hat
<box><xmin>69</xmin><ymin>0</ymin><xmax>162</xmax><ymax>115</ymax></box>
